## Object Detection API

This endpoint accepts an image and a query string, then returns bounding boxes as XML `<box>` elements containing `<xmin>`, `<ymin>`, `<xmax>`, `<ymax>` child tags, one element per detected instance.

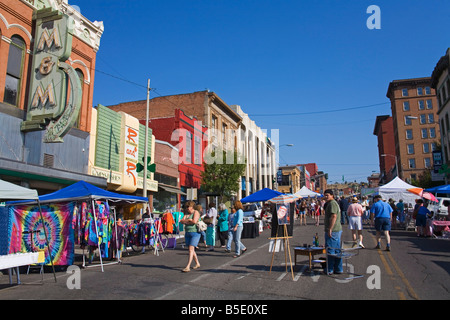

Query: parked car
<box><xmin>243</xmin><ymin>203</ymin><xmax>262</xmax><ymax>219</ymax></box>
<box><xmin>427</xmin><ymin>197</ymin><xmax>450</xmax><ymax>217</ymax></box>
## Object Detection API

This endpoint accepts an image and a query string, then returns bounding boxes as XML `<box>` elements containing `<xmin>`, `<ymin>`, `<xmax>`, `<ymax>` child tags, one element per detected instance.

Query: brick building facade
<box><xmin>148</xmin><ymin>109</ymin><xmax>208</xmax><ymax>204</ymax></box>
<box><xmin>386</xmin><ymin>77</ymin><xmax>440</xmax><ymax>183</ymax></box>
<box><xmin>373</xmin><ymin>115</ymin><xmax>396</xmax><ymax>183</ymax></box>
<box><xmin>431</xmin><ymin>48</ymin><xmax>450</xmax><ymax>179</ymax></box>
<box><xmin>0</xmin><ymin>0</ymin><xmax>105</xmax><ymax>192</ymax></box>
<box><xmin>108</xmin><ymin>90</ymin><xmax>242</xmax><ymax>151</ymax></box>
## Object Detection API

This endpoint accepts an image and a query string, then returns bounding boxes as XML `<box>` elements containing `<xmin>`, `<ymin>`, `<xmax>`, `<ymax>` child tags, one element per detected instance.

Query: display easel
<box><xmin>268</xmin><ymin>224</ymin><xmax>294</xmax><ymax>280</ymax></box>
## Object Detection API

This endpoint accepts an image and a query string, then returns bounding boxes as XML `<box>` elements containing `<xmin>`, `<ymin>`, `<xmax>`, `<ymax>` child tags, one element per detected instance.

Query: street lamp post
<box><xmin>143</xmin><ymin>79</ymin><xmax>150</xmax><ymax>198</ymax></box>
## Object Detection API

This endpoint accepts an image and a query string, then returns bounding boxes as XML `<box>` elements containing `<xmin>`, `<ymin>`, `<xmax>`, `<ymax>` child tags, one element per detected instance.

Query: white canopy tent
<box><xmin>294</xmin><ymin>186</ymin><xmax>322</xmax><ymax>198</ymax></box>
<box><xmin>376</xmin><ymin>177</ymin><xmax>420</xmax><ymax>205</ymax></box>
<box><xmin>0</xmin><ymin>179</ymin><xmax>38</xmax><ymax>200</ymax></box>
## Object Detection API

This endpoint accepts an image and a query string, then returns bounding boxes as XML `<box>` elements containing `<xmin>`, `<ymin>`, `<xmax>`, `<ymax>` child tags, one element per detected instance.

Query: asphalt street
<box><xmin>1</xmin><ymin>215</ymin><xmax>449</xmax><ymax>301</ymax></box>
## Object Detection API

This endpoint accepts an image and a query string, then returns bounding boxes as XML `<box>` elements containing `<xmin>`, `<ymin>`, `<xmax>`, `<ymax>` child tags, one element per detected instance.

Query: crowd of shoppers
<box><xmin>178</xmin><ymin>192</ymin><xmax>436</xmax><ymax>274</ymax></box>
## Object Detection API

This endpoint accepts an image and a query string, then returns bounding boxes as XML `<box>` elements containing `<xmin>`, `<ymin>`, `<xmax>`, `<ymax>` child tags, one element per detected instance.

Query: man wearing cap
<box><xmin>323</xmin><ymin>189</ymin><xmax>343</xmax><ymax>275</ymax></box>
<box><xmin>370</xmin><ymin>195</ymin><xmax>393</xmax><ymax>251</ymax></box>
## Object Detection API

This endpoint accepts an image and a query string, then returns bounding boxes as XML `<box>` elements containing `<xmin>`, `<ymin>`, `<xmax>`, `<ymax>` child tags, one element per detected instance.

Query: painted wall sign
<box><xmin>124</xmin><ymin>126</ymin><xmax>139</xmax><ymax>186</ymax></box>
<box><xmin>21</xmin><ymin>8</ymin><xmax>82</xmax><ymax>143</ymax></box>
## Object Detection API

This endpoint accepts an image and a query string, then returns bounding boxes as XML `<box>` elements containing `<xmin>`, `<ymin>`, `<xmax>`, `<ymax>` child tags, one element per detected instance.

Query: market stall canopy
<box><xmin>376</xmin><ymin>177</ymin><xmax>420</xmax><ymax>204</ymax></box>
<box><xmin>10</xmin><ymin>181</ymin><xmax>148</xmax><ymax>204</ymax></box>
<box><xmin>294</xmin><ymin>186</ymin><xmax>322</xmax><ymax>198</ymax></box>
<box><xmin>425</xmin><ymin>184</ymin><xmax>450</xmax><ymax>194</ymax></box>
<box><xmin>0</xmin><ymin>179</ymin><xmax>38</xmax><ymax>200</ymax></box>
<box><xmin>407</xmin><ymin>187</ymin><xmax>438</xmax><ymax>202</ymax></box>
<box><xmin>241</xmin><ymin>188</ymin><xmax>283</xmax><ymax>203</ymax></box>
<box><xmin>268</xmin><ymin>194</ymin><xmax>299</xmax><ymax>204</ymax></box>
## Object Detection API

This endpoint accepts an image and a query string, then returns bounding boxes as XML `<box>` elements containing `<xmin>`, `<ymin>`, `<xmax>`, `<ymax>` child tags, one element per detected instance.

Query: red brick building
<box><xmin>145</xmin><ymin>109</ymin><xmax>208</xmax><ymax>202</ymax></box>
<box><xmin>373</xmin><ymin>115</ymin><xmax>396</xmax><ymax>183</ymax></box>
<box><xmin>109</xmin><ymin>91</ymin><xmax>242</xmax><ymax>205</ymax></box>
<box><xmin>153</xmin><ymin>140</ymin><xmax>181</xmax><ymax>212</ymax></box>
<box><xmin>0</xmin><ymin>0</ymin><xmax>105</xmax><ymax>192</ymax></box>
<box><xmin>0</xmin><ymin>0</ymin><xmax>102</xmax><ymax>133</ymax></box>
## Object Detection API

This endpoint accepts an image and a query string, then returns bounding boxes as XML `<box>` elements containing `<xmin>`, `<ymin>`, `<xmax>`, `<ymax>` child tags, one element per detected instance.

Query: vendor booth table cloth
<box><xmin>8</xmin><ymin>203</ymin><xmax>75</xmax><ymax>265</ymax></box>
<box><xmin>242</xmin><ymin>222</ymin><xmax>259</xmax><ymax>239</ymax></box>
<box><xmin>0</xmin><ymin>252</ymin><xmax>39</xmax><ymax>269</ymax></box>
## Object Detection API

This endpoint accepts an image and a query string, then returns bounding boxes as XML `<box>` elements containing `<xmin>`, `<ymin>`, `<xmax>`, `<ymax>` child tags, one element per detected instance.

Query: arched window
<box><xmin>4</xmin><ymin>35</ymin><xmax>26</xmax><ymax>107</ymax></box>
<box><xmin>73</xmin><ymin>68</ymin><xmax>84</xmax><ymax>128</ymax></box>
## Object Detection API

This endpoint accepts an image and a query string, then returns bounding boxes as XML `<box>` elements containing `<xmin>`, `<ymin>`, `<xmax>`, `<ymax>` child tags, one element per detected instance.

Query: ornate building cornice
<box><xmin>21</xmin><ymin>0</ymin><xmax>104</xmax><ymax>52</ymax></box>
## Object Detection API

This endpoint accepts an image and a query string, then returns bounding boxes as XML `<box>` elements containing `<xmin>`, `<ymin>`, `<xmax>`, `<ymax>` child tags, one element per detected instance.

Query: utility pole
<box><xmin>143</xmin><ymin>79</ymin><xmax>150</xmax><ymax>198</ymax></box>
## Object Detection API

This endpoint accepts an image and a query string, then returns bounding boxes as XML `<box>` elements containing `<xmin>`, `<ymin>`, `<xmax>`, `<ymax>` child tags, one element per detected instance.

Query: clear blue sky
<box><xmin>73</xmin><ymin>0</ymin><xmax>450</xmax><ymax>184</ymax></box>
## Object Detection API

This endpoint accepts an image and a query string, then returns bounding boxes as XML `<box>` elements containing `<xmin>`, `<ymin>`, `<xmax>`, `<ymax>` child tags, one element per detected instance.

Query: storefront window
<box><xmin>153</xmin><ymin>189</ymin><xmax>177</xmax><ymax>213</ymax></box>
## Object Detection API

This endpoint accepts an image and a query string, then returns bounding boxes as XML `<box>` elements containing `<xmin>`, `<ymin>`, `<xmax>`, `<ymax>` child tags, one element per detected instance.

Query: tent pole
<box><xmin>109</xmin><ymin>201</ymin><xmax>120</xmax><ymax>263</ymax></box>
<box><xmin>91</xmin><ymin>199</ymin><xmax>104</xmax><ymax>272</ymax></box>
<box><xmin>37</xmin><ymin>200</ymin><xmax>57</xmax><ymax>283</ymax></box>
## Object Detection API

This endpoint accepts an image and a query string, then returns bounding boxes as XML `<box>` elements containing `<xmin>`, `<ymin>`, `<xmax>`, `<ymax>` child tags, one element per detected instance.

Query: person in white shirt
<box><xmin>347</xmin><ymin>197</ymin><xmax>365</xmax><ymax>248</ymax></box>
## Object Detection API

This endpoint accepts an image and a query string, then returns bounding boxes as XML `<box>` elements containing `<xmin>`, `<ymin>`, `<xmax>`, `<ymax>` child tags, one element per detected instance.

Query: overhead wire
<box><xmin>250</xmin><ymin>102</ymin><xmax>390</xmax><ymax>117</ymax></box>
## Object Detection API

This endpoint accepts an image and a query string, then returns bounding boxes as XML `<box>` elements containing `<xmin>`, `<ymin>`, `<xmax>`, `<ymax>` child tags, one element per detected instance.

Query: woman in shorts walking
<box><xmin>180</xmin><ymin>201</ymin><xmax>201</xmax><ymax>272</ymax></box>
<box><xmin>347</xmin><ymin>197</ymin><xmax>365</xmax><ymax>248</ymax></box>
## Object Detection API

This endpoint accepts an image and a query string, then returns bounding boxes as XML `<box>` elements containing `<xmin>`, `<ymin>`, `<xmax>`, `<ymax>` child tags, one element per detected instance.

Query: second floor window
<box><xmin>4</xmin><ymin>35</ymin><xmax>26</xmax><ymax>107</ymax></box>
<box><xmin>185</xmin><ymin>131</ymin><xmax>192</xmax><ymax>164</ymax></box>
<box><xmin>194</xmin><ymin>135</ymin><xmax>201</xmax><ymax>165</ymax></box>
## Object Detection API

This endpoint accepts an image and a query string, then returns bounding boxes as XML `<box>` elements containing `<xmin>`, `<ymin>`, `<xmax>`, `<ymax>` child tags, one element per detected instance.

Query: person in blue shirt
<box><xmin>370</xmin><ymin>195</ymin><xmax>393</xmax><ymax>251</ymax></box>
<box><xmin>415</xmin><ymin>199</ymin><xmax>431</xmax><ymax>237</ymax></box>
<box><xmin>232</xmin><ymin>200</ymin><xmax>247</xmax><ymax>258</ymax></box>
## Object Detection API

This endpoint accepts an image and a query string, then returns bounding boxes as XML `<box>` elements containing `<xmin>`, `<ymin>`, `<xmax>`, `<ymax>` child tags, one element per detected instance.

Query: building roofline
<box><xmin>373</xmin><ymin>115</ymin><xmax>391</xmax><ymax>136</ymax></box>
<box><xmin>431</xmin><ymin>48</ymin><xmax>450</xmax><ymax>88</ymax></box>
<box><xmin>386</xmin><ymin>77</ymin><xmax>432</xmax><ymax>99</ymax></box>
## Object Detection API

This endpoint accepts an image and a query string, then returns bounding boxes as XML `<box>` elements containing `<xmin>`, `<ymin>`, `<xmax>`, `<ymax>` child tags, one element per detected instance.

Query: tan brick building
<box><xmin>108</xmin><ymin>90</ymin><xmax>242</xmax><ymax>151</ymax></box>
<box><xmin>386</xmin><ymin>77</ymin><xmax>440</xmax><ymax>182</ymax></box>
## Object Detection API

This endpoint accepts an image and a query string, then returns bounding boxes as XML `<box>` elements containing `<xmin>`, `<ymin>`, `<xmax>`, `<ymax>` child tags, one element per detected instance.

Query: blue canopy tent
<box><xmin>9</xmin><ymin>181</ymin><xmax>149</xmax><ymax>272</ymax></box>
<box><xmin>11</xmin><ymin>180</ymin><xmax>148</xmax><ymax>204</ymax></box>
<box><xmin>241</xmin><ymin>188</ymin><xmax>283</xmax><ymax>203</ymax></box>
<box><xmin>425</xmin><ymin>185</ymin><xmax>450</xmax><ymax>194</ymax></box>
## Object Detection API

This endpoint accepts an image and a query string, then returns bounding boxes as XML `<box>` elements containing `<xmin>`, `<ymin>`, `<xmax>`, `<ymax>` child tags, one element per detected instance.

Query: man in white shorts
<box><xmin>347</xmin><ymin>197</ymin><xmax>365</xmax><ymax>248</ymax></box>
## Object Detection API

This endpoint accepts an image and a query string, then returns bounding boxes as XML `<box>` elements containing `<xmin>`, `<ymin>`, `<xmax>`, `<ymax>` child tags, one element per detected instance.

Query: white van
<box><xmin>243</xmin><ymin>203</ymin><xmax>262</xmax><ymax>219</ymax></box>
<box><xmin>427</xmin><ymin>197</ymin><xmax>450</xmax><ymax>217</ymax></box>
